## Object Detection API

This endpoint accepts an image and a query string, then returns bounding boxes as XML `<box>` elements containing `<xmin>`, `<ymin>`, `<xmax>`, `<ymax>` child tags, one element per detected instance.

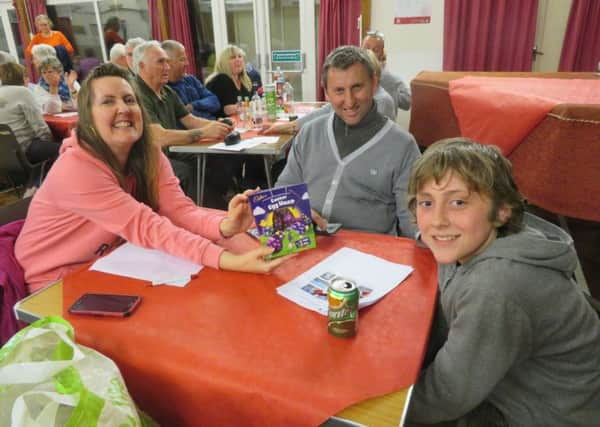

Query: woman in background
<box><xmin>25</xmin><ymin>15</ymin><xmax>74</xmax><ymax>59</ymax></box>
<box><xmin>205</xmin><ymin>45</ymin><xmax>256</xmax><ymax>118</ymax></box>
<box><xmin>0</xmin><ymin>62</ymin><xmax>58</xmax><ymax>164</ymax></box>
<box><xmin>205</xmin><ymin>45</ymin><xmax>265</xmax><ymax>192</ymax></box>
<box><xmin>103</xmin><ymin>17</ymin><xmax>124</xmax><ymax>55</ymax></box>
<box><xmin>15</xmin><ymin>63</ymin><xmax>286</xmax><ymax>294</ymax></box>
<box><xmin>32</xmin><ymin>56</ymin><xmax>79</xmax><ymax>114</ymax></box>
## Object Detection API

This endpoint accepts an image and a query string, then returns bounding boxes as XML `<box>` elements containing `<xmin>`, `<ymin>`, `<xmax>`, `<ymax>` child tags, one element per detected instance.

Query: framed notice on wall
<box><xmin>394</xmin><ymin>0</ymin><xmax>432</xmax><ymax>24</ymax></box>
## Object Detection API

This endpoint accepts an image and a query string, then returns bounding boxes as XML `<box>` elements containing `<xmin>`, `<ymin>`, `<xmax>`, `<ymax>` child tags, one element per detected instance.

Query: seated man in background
<box><xmin>162</xmin><ymin>40</ymin><xmax>221</xmax><ymax>121</ymax></box>
<box><xmin>276</xmin><ymin>46</ymin><xmax>420</xmax><ymax>237</ymax></box>
<box><xmin>133</xmin><ymin>41</ymin><xmax>231</xmax><ymax>199</ymax></box>
<box><xmin>125</xmin><ymin>37</ymin><xmax>145</xmax><ymax>75</ymax></box>
<box><xmin>109</xmin><ymin>43</ymin><xmax>129</xmax><ymax>70</ymax></box>
<box><xmin>362</xmin><ymin>30</ymin><xmax>411</xmax><ymax>114</ymax></box>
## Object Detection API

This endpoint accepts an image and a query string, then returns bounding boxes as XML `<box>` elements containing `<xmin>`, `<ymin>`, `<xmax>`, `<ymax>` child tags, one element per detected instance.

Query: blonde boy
<box><xmin>406</xmin><ymin>139</ymin><xmax>600</xmax><ymax>426</ymax></box>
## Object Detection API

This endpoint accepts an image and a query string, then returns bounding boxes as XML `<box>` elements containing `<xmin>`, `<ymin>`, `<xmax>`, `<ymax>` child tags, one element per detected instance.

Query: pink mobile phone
<box><xmin>68</xmin><ymin>293</ymin><xmax>142</xmax><ymax>317</ymax></box>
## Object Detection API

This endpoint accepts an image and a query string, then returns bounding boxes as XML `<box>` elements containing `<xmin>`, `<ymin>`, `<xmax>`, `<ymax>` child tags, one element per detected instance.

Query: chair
<box><xmin>0</xmin><ymin>197</ymin><xmax>31</xmax><ymax>345</ymax></box>
<box><xmin>0</xmin><ymin>124</ymin><xmax>48</xmax><ymax>196</ymax></box>
<box><xmin>0</xmin><ymin>196</ymin><xmax>32</xmax><ymax>226</ymax></box>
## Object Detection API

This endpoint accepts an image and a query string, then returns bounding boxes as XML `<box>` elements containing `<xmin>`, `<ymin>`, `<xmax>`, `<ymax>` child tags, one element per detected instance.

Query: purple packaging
<box><xmin>248</xmin><ymin>183</ymin><xmax>317</xmax><ymax>258</ymax></box>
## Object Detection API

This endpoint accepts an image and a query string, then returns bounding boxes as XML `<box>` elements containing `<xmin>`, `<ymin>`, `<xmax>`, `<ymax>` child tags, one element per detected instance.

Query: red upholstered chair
<box><xmin>0</xmin><ymin>197</ymin><xmax>31</xmax><ymax>345</ymax></box>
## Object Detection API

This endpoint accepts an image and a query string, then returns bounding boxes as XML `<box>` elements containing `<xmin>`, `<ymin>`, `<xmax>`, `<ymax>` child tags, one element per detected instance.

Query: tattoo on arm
<box><xmin>188</xmin><ymin>129</ymin><xmax>203</xmax><ymax>143</ymax></box>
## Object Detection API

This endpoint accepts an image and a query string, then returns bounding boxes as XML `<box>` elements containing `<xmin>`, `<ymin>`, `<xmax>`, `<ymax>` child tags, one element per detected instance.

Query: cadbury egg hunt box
<box><xmin>248</xmin><ymin>183</ymin><xmax>317</xmax><ymax>258</ymax></box>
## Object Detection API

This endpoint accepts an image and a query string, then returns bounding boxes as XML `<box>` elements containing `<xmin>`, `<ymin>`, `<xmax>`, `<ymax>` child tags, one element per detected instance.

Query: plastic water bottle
<box><xmin>264</xmin><ymin>84</ymin><xmax>278</xmax><ymax>120</ymax></box>
<box><xmin>276</xmin><ymin>67</ymin><xmax>285</xmax><ymax>111</ymax></box>
<box><xmin>237</xmin><ymin>96</ymin><xmax>245</xmax><ymax>122</ymax></box>
<box><xmin>251</xmin><ymin>92</ymin><xmax>263</xmax><ymax>127</ymax></box>
<box><xmin>283</xmin><ymin>81</ymin><xmax>294</xmax><ymax>113</ymax></box>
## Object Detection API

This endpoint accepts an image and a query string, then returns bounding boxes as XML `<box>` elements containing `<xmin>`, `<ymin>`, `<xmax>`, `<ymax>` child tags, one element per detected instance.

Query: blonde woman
<box><xmin>205</xmin><ymin>45</ymin><xmax>255</xmax><ymax>118</ymax></box>
<box><xmin>25</xmin><ymin>15</ymin><xmax>74</xmax><ymax>59</ymax></box>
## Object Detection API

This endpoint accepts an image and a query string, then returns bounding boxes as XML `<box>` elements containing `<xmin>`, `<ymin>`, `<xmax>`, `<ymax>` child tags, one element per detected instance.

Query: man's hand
<box><xmin>200</xmin><ymin>120</ymin><xmax>231</xmax><ymax>140</ymax></box>
<box><xmin>218</xmin><ymin>246</ymin><xmax>294</xmax><ymax>274</ymax></box>
<box><xmin>311</xmin><ymin>209</ymin><xmax>328</xmax><ymax>231</ymax></box>
<box><xmin>219</xmin><ymin>188</ymin><xmax>259</xmax><ymax>238</ymax></box>
<box><xmin>185</xmin><ymin>103</ymin><xmax>194</xmax><ymax>112</ymax></box>
<box><xmin>223</xmin><ymin>104</ymin><xmax>238</xmax><ymax>116</ymax></box>
<box><xmin>261</xmin><ymin>122</ymin><xmax>297</xmax><ymax>135</ymax></box>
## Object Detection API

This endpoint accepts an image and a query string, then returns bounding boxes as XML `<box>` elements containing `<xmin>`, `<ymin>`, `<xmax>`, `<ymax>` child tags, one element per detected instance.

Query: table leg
<box><xmin>263</xmin><ymin>156</ymin><xmax>273</xmax><ymax>188</ymax></box>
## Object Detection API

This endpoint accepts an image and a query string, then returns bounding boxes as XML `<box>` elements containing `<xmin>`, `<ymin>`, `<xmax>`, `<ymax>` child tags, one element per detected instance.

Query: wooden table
<box><xmin>43</xmin><ymin>113</ymin><xmax>79</xmax><ymax>141</ymax></box>
<box><xmin>15</xmin><ymin>230</ymin><xmax>438</xmax><ymax>426</ymax></box>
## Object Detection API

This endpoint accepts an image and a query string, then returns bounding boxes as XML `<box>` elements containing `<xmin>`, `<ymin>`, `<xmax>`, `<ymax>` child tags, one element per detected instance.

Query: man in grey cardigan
<box><xmin>276</xmin><ymin>46</ymin><xmax>420</xmax><ymax>238</ymax></box>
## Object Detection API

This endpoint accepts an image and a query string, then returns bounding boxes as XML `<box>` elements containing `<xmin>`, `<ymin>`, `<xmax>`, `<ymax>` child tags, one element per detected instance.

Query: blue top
<box><xmin>167</xmin><ymin>75</ymin><xmax>221</xmax><ymax>120</ymax></box>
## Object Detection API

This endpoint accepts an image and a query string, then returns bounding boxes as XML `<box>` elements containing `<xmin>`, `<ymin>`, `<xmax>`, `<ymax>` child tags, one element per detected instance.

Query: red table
<box><xmin>44</xmin><ymin>113</ymin><xmax>78</xmax><ymax>141</ymax></box>
<box><xmin>62</xmin><ymin>230</ymin><xmax>438</xmax><ymax>426</ymax></box>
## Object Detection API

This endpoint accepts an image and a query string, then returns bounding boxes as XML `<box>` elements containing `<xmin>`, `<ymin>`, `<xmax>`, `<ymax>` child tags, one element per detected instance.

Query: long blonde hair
<box><xmin>206</xmin><ymin>45</ymin><xmax>252</xmax><ymax>92</ymax></box>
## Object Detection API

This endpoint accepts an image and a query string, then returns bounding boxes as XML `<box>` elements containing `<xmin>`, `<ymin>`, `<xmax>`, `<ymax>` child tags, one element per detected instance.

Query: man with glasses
<box><xmin>362</xmin><ymin>30</ymin><xmax>411</xmax><ymax>112</ymax></box>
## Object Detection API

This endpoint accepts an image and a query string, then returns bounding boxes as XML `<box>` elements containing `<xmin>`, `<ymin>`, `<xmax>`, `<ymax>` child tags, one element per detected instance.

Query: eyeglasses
<box><xmin>366</xmin><ymin>30</ymin><xmax>384</xmax><ymax>39</ymax></box>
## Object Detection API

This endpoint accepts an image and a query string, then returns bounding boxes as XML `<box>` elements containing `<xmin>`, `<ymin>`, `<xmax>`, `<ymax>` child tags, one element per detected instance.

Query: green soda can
<box><xmin>327</xmin><ymin>278</ymin><xmax>359</xmax><ymax>338</ymax></box>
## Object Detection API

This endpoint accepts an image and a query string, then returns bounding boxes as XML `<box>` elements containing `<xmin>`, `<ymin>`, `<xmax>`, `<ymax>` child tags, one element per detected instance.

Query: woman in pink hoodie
<box><xmin>15</xmin><ymin>63</ymin><xmax>286</xmax><ymax>293</ymax></box>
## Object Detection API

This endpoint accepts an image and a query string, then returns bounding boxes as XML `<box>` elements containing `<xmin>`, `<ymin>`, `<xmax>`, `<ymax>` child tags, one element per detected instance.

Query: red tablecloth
<box><xmin>62</xmin><ymin>230</ymin><xmax>437</xmax><ymax>426</ymax></box>
<box><xmin>44</xmin><ymin>114</ymin><xmax>78</xmax><ymax>141</ymax></box>
<box><xmin>449</xmin><ymin>77</ymin><xmax>600</xmax><ymax>155</ymax></box>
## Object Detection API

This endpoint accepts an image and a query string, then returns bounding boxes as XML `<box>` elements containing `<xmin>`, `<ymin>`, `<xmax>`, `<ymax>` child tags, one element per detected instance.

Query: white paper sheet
<box><xmin>52</xmin><ymin>112</ymin><xmax>79</xmax><ymax>118</ymax></box>
<box><xmin>90</xmin><ymin>243</ymin><xmax>203</xmax><ymax>287</ymax></box>
<box><xmin>277</xmin><ymin>247</ymin><xmax>413</xmax><ymax>315</ymax></box>
<box><xmin>209</xmin><ymin>136</ymin><xmax>280</xmax><ymax>151</ymax></box>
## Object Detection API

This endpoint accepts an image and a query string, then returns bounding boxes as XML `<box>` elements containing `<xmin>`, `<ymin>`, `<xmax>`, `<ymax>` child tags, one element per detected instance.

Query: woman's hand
<box><xmin>45</xmin><ymin>73</ymin><xmax>61</xmax><ymax>94</ymax></box>
<box><xmin>218</xmin><ymin>246</ymin><xmax>293</xmax><ymax>274</ymax></box>
<box><xmin>220</xmin><ymin>188</ymin><xmax>259</xmax><ymax>238</ymax></box>
<box><xmin>65</xmin><ymin>70</ymin><xmax>78</xmax><ymax>93</ymax></box>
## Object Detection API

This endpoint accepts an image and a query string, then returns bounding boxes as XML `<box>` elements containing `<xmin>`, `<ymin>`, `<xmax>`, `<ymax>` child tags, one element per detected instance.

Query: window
<box><xmin>190</xmin><ymin>0</ymin><xmax>216</xmax><ymax>79</ymax></box>
<box><xmin>45</xmin><ymin>0</ymin><xmax>150</xmax><ymax>62</ymax></box>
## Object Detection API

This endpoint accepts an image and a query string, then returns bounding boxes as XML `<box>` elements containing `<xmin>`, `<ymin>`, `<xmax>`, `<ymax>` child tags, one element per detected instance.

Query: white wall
<box><xmin>370</xmin><ymin>0</ymin><xmax>572</xmax><ymax>128</ymax></box>
<box><xmin>370</xmin><ymin>0</ymin><xmax>445</xmax><ymax>128</ymax></box>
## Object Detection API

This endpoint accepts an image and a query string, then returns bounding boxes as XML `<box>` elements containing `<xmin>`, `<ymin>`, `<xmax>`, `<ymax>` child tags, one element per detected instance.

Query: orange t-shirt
<box><xmin>25</xmin><ymin>31</ymin><xmax>74</xmax><ymax>58</ymax></box>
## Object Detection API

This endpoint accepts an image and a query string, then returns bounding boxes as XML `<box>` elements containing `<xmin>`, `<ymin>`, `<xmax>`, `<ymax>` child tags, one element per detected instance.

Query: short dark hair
<box><xmin>0</xmin><ymin>62</ymin><xmax>25</xmax><ymax>85</ymax></box>
<box><xmin>76</xmin><ymin>63</ymin><xmax>160</xmax><ymax>210</ymax></box>
<box><xmin>321</xmin><ymin>45</ymin><xmax>375</xmax><ymax>89</ymax></box>
<box><xmin>407</xmin><ymin>138</ymin><xmax>525</xmax><ymax>236</ymax></box>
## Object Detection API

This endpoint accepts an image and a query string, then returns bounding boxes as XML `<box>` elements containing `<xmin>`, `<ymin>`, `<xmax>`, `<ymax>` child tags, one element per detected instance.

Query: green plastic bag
<box><xmin>0</xmin><ymin>316</ymin><xmax>145</xmax><ymax>427</ymax></box>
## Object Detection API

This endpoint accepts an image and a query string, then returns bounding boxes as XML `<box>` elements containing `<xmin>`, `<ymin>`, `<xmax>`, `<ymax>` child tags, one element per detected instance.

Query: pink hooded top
<box><xmin>15</xmin><ymin>133</ymin><xmax>226</xmax><ymax>293</ymax></box>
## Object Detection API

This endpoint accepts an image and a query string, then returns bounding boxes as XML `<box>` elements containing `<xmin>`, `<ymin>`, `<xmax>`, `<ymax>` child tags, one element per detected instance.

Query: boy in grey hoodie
<box><xmin>405</xmin><ymin>138</ymin><xmax>600</xmax><ymax>427</ymax></box>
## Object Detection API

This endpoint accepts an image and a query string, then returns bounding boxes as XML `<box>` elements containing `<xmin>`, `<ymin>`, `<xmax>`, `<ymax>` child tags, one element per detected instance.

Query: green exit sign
<box><xmin>271</xmin><ymin>50</ymin><xmax>302</xmax><ymax>63</ymax></box>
